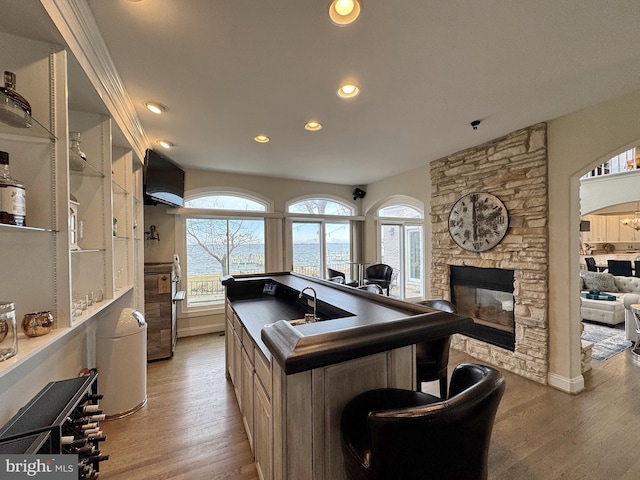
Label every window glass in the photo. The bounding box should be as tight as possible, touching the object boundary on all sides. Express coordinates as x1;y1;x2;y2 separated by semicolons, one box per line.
378;204;422;218
288;198;354;216
184;192;267;308
186;194;266;211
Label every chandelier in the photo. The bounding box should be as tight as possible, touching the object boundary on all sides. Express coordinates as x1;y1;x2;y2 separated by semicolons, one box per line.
621;211;640;230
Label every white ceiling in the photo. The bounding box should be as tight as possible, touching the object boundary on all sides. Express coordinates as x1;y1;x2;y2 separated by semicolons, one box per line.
5;1;640;186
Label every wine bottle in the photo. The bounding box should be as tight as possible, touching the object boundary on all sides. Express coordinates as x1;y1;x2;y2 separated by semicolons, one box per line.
60;436;88;447
77;404;102;414
0;150;26;226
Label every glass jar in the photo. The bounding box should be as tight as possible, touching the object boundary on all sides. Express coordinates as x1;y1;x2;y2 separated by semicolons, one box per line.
69;131;87;171
0;301;18;361
22;311;54;337
0;71;31;128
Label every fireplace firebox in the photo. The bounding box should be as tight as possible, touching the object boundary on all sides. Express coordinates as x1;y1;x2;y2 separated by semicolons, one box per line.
450;265;515;351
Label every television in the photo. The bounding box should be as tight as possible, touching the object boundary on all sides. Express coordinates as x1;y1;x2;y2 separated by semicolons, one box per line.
143;149;185;207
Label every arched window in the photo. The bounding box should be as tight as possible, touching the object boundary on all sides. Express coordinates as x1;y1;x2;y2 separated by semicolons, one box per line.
182;192;268;308
186;192;268;211
286;197;357;281
288;198;355;216
376;201;424;300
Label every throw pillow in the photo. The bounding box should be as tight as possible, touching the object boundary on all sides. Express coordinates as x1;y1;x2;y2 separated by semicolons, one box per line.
579;271;619;292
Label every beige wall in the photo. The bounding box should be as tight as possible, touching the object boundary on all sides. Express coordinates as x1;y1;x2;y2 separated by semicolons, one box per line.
547;88;640;391
362;165;432;296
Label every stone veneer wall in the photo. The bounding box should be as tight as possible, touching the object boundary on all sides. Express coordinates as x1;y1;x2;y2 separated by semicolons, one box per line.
430;123;548;384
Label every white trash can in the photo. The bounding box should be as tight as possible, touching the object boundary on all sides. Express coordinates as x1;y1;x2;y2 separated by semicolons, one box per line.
96;308;147;419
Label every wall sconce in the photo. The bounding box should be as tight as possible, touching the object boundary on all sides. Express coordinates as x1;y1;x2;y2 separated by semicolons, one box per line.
145;225;160;241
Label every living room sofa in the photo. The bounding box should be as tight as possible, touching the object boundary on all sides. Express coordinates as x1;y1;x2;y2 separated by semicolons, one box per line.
580;271;640;341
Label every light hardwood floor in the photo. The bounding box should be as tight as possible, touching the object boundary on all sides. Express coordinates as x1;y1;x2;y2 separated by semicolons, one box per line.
100;334;640;479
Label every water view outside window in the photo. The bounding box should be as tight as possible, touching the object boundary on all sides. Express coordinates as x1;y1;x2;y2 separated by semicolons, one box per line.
185;194;267;307
292;222;351;278
289;199;353;278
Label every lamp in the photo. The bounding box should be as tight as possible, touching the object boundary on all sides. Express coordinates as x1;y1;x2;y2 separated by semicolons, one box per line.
621;213;640;231
329;0;361;26
621;203;640;231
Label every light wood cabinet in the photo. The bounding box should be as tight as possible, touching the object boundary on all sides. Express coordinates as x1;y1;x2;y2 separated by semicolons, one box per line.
225;303;273;479
254;375;273;480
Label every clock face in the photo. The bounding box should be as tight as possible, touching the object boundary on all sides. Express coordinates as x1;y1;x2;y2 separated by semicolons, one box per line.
448;193;509;252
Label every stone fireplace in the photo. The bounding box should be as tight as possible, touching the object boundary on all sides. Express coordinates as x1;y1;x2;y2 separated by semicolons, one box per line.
450;265;515;351
430;123;548;384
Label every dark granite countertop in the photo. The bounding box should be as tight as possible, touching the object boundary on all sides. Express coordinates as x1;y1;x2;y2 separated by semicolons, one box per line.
224;273;473;374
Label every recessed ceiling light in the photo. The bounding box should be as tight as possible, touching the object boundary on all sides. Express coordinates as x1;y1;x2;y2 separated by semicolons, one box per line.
337;83;360;98
254;135;270;143
156;139;174;149
304;121;323;131
143;101;167;114
329;0;361;26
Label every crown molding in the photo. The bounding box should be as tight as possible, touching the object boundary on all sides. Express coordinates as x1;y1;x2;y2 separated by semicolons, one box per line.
40;0;149;162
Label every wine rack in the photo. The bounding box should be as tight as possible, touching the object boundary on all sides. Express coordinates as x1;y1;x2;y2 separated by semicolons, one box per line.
0;371;108;478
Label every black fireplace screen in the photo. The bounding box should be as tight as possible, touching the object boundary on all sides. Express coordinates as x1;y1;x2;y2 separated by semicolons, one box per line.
450;265;515;351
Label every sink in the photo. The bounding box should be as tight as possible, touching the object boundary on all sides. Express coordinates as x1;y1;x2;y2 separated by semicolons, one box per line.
264;318;309;328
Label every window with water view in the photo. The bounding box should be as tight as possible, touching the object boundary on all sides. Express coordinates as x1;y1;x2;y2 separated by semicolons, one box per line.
185;195;267;307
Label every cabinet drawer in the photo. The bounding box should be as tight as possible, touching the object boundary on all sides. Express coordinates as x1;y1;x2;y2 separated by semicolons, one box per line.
233;312;242;333
242;328;255;364
255;349;271;398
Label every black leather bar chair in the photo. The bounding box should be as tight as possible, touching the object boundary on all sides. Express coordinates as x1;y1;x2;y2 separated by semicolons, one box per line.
415;299;457;397
608;259;632;276
363;264;393;296
635;260;640;278
340;363;505;480
356;284;383;294
584;257;598;272
328;267;358;287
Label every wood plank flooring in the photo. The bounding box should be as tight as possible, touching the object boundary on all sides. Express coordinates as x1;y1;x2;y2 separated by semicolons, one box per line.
100;334;640;479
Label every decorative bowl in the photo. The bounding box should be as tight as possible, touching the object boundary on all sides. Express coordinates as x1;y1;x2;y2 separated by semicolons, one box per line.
22;311;54;337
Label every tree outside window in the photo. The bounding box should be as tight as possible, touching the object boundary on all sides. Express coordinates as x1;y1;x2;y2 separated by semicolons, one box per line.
185;194;266;307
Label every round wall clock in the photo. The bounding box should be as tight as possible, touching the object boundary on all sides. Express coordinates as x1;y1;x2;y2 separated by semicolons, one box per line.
448;192;509;252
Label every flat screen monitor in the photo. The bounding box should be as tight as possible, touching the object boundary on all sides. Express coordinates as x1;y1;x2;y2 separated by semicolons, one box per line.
143;149;185;207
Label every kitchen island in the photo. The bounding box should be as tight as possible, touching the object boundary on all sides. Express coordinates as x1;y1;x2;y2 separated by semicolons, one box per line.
222;272;473;480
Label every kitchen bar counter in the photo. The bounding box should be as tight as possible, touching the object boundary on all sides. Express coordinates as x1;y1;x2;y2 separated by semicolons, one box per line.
222;272;474;480
223;272;473;374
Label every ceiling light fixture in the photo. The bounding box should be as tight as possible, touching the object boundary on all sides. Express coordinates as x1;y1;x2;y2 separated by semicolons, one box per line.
254;135;270;143
143;101;167;114
156;139;174;149
621;203;640;230
329;0;362;26
304;121;323;131
337;82;360;98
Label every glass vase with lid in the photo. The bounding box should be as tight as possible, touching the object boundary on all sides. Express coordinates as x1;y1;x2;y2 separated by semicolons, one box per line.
69;131;87;171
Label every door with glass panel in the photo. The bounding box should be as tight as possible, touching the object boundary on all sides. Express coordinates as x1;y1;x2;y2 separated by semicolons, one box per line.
380;223;423;300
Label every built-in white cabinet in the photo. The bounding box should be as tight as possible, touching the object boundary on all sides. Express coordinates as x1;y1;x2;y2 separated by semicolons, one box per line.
582;214;640;244
0;29;143;384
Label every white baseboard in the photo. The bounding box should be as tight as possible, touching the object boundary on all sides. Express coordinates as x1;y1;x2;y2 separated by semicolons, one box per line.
547;372;585;394
177;323;225;338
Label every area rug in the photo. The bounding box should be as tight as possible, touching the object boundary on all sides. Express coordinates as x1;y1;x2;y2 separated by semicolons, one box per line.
581;322;633;361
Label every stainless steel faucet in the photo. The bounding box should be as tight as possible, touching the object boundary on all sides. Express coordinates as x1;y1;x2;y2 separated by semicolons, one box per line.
299;286;318;323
